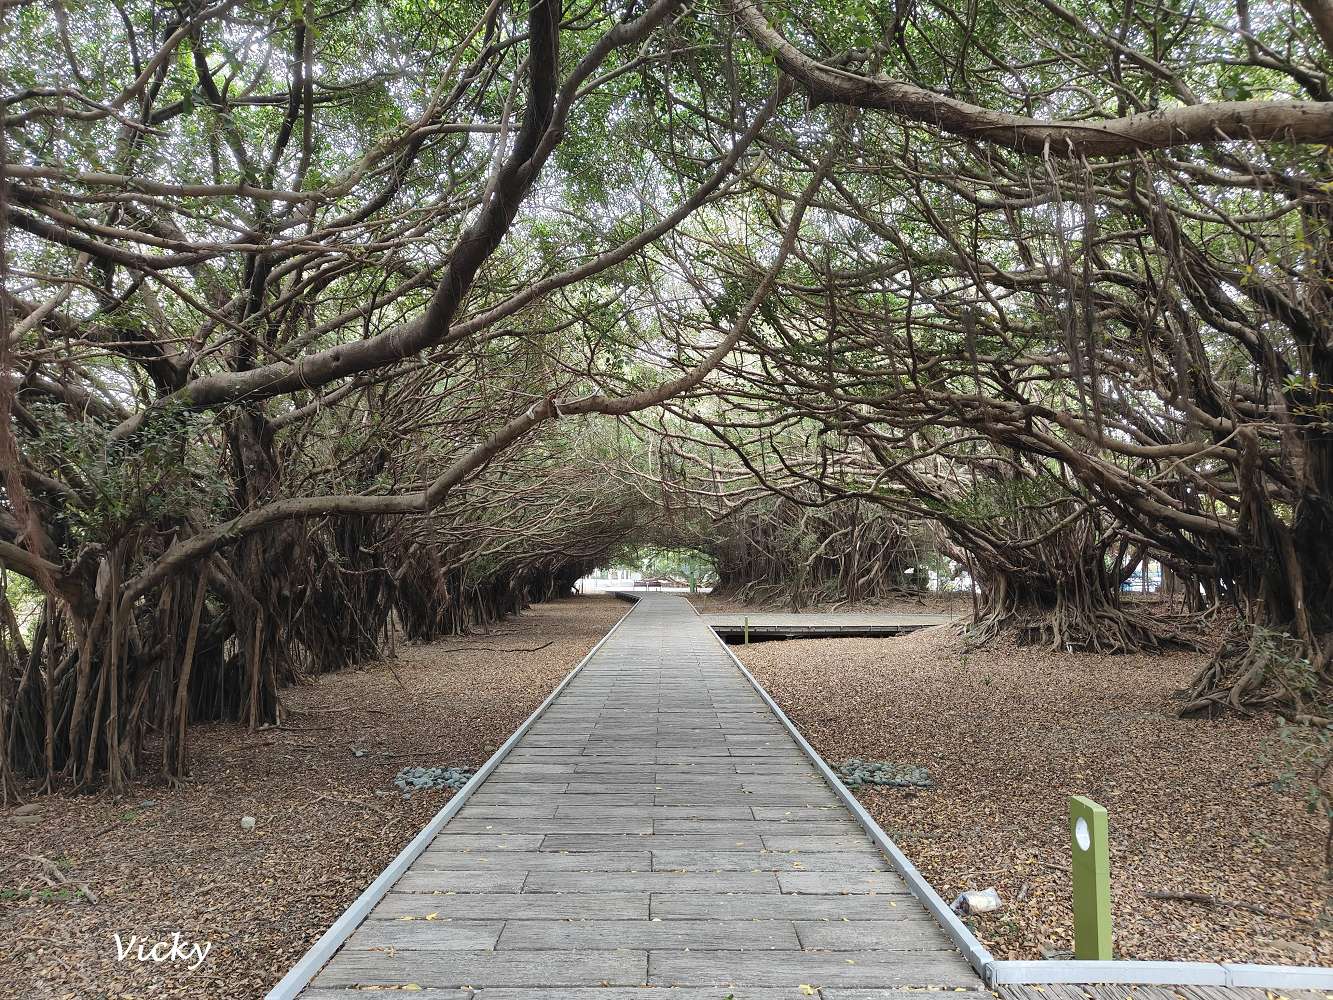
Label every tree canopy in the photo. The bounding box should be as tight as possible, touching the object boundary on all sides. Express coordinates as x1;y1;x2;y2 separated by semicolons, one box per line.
3;0;1332;787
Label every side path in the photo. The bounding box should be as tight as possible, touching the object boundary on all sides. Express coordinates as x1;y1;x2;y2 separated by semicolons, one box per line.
298;594;986;999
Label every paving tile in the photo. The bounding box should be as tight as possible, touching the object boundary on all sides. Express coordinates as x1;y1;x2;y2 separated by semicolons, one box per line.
446;817;654;834
427;834;545;851
391;871;527;893
648;949;979;987
752;807;849;821
497;918;800;950
345;920;504;950
555;805;756;820
472;792;657;806
524;871;780;893
541;833;768;851
760;835;875;850
650;893;922;920
777;872;910;895
654;820;858;836
652;849;889;872
313;949;648;988
367;892;648;920
794;919;955;951
417;850;652;872
475;990;817;1000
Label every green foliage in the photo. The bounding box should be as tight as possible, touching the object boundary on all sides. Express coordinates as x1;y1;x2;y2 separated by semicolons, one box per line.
1;571;44;644
945;474;1065;526
608;545;718;589
25;403;228;547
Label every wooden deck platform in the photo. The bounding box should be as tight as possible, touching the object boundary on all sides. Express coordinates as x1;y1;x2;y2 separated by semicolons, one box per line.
296;594;982;998
701;611;955;641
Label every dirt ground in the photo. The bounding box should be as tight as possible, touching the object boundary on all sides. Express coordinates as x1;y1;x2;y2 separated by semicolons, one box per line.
0;595;626;1000
737;624;1333;964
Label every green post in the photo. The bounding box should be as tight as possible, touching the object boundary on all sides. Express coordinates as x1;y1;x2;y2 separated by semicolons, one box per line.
1069;795;1112;960
743;616;750;645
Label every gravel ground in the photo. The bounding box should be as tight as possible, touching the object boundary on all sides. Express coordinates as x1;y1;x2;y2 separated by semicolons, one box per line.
736;624;1333;965
0;595;626;1000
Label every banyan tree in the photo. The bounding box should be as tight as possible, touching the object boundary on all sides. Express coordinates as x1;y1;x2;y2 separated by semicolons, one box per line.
6;0;1333;790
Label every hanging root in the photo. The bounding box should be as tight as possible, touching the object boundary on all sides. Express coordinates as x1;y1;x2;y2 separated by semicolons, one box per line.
700;494;928;611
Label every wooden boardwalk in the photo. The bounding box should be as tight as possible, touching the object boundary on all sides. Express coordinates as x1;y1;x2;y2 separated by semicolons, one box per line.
700;611;955;640
298;594;983;999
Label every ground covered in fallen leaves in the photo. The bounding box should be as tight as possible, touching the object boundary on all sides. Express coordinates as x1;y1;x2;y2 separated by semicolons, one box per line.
738;624;1333;964
0;595;626;1000
688;590;961;615
8;594;1326;992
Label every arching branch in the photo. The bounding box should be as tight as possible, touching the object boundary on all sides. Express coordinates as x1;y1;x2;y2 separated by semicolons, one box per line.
734;0;1333;156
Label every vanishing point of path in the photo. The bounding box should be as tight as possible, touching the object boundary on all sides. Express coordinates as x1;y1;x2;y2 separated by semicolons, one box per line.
298;595;984;999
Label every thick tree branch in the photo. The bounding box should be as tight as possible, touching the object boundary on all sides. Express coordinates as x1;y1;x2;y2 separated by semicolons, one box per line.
107;0;687;438
734;0;1333;156
1300;0;1333;58
120;103;826;607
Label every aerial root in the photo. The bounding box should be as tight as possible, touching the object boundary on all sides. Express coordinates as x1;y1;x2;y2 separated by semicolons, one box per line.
965;592;1197;655
1178;621;1328;718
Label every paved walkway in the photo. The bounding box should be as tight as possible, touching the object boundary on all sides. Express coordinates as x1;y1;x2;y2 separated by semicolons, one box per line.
300;595;982;999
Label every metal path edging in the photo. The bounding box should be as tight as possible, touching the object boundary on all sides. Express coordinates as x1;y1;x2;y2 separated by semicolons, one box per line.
984;961;1333;989
686;598;996;978
1223;963;1333;988
988;960;1227;986
265;598;638;1000
693;599;1333;991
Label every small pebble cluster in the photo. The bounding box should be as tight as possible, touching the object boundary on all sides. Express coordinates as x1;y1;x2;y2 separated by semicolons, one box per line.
834;758;933;789
393;765;477;796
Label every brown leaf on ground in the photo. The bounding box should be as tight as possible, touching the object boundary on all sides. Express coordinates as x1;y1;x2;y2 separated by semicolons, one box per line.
737;624;1333;964
0;596;626;1000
